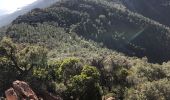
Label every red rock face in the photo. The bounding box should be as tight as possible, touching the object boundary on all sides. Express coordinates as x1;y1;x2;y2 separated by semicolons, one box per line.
12;80;38;100
5;80;62;100
5;80;38;100
5;88;18;100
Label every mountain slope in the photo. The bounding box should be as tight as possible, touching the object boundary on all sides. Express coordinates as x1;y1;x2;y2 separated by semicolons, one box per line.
0;0;58;27
1;0;170;99
7;0;170;63
122;0;170;26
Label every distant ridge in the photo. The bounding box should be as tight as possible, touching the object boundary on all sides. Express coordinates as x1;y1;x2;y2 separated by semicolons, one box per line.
0;0;58;27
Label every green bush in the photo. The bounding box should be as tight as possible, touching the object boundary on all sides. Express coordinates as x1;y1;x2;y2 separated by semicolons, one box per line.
125;79;170;100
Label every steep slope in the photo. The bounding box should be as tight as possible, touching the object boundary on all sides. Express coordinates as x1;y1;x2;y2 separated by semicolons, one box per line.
6;23;113;60
2;0;170;99
7;0;170;63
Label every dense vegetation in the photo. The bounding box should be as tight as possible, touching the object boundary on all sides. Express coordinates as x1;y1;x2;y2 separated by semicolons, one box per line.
1;0;170;99
122;0;170;26
11;0;170;63
1;36;170;100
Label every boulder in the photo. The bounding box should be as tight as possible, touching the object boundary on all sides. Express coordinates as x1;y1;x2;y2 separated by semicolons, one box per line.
12;80;38;100
5;80;62;100
5;88;18;100
5;80;38;100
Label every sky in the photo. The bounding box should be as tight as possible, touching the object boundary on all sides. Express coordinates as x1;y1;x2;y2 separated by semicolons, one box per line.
0;0;38;16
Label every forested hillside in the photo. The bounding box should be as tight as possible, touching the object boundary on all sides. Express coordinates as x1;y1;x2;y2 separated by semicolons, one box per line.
1;0;170;100
11;0;170;63
122;0;170;26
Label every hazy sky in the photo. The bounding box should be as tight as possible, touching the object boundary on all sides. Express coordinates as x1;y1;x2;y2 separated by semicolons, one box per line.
0;0;37;15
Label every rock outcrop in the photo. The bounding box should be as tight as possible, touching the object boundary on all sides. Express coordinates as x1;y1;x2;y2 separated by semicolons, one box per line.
5;80;62;100
5;88;18;100
5;80;38;100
